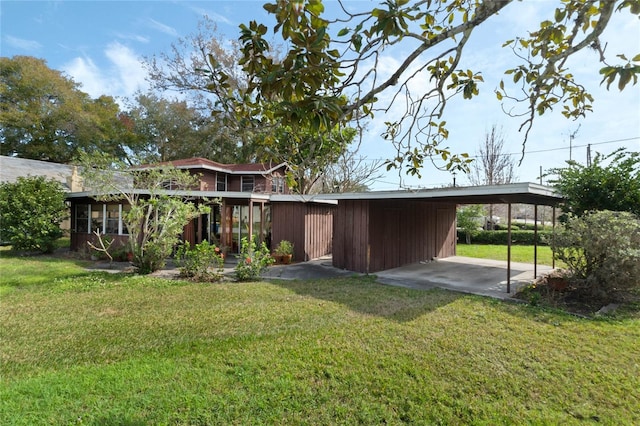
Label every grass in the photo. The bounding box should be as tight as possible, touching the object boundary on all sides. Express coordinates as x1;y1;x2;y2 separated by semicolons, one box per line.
2;256;639;424
457;243;560;266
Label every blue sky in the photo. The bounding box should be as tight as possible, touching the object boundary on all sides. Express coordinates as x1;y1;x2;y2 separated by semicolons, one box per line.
1;0;639;190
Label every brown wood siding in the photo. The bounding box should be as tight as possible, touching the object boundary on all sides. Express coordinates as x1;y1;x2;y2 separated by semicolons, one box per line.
334;200;456;273
303;204;334;260
198;170;217;191
70;233;129;253
436;206;456;258
271;202;335;262
271;202;305;261
333;200;370;272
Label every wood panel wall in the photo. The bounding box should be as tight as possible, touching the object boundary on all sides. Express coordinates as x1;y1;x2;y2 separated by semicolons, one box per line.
333;200;370;272
333;200;457;273
271;202;335;261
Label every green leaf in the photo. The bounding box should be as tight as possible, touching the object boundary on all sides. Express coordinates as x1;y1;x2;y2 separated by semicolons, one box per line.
337;28;349;37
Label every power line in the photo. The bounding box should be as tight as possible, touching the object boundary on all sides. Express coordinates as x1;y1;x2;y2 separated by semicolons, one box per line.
356;135;639;162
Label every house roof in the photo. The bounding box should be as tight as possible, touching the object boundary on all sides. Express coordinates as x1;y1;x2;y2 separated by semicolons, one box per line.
138;157;288;175
0;155;77;191
312;182;563;206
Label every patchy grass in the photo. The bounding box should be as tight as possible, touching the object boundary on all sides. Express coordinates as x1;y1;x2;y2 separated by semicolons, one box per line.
457;244;560;266
1;256;639;424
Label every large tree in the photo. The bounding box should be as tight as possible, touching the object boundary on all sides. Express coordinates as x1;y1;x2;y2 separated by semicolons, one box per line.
549;148;640;218
259;125;356;194
469;125;517;186
143;17;260;162
124;92;227;163
0;56;130;163
200;0;639;176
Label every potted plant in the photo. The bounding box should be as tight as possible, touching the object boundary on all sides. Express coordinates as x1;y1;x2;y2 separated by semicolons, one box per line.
274;240;294;264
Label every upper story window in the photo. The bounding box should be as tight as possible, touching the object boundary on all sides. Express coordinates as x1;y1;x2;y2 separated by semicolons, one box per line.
271;176;285;194
241;176;255;192
216;174;227;191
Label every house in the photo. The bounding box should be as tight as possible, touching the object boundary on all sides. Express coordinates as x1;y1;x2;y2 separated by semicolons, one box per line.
65;156;562;275
67;157;336;261
0;155;84;192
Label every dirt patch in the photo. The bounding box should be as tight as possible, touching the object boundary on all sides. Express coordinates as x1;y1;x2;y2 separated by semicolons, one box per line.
515;270;639;317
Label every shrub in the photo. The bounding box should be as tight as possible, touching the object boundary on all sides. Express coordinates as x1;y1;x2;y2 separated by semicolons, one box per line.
550;210;640;302
0;176;67;253
457;230;552;245
175;241;225;282
235;237;274;282
274;240;294;256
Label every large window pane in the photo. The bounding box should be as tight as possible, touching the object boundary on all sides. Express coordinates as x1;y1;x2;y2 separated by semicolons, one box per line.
106;204;119;234
75;204;89;233
241;176;254;192
91;205;104;234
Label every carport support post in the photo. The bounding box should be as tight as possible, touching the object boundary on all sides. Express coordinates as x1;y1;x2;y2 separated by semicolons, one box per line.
507;204;512;293
534;204;538;279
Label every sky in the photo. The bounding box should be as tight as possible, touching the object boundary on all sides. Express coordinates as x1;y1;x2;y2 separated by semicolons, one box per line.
1;0;639;190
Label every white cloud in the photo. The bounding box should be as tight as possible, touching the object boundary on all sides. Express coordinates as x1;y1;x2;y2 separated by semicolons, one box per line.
4;35;42;51
104;42;148;95
189;6;233;25
146;18;178;37
62;42;148;102
114;32;150;44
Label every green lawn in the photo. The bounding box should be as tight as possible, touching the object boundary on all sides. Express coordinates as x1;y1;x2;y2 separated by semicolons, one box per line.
1;254;638;424
457;243;559;266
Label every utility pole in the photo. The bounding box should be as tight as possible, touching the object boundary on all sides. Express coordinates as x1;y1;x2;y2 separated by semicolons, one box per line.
587;144;592;166
568;124;581;161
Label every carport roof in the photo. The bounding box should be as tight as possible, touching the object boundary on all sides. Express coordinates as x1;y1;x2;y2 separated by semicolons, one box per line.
314;182;562;206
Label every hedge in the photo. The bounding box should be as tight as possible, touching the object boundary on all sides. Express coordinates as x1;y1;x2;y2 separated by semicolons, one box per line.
457;230;553;245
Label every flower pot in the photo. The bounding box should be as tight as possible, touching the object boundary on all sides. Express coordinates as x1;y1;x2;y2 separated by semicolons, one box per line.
281;254;292;264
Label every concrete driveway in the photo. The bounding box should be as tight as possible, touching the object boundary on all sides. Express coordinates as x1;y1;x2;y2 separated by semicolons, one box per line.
375;256;554;300
262;255;553;301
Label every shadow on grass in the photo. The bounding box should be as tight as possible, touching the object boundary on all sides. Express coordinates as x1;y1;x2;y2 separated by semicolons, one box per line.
271;275;466;322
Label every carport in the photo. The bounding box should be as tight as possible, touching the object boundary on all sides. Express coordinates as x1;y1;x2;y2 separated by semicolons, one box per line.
321;182;563;293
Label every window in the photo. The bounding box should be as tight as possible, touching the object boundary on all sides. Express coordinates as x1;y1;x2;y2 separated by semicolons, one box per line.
75;204;89;233
271;176;285;193
90;205;104;233
216;173;227;191
121;205;130;235
105;204;119;234
241;176;255;192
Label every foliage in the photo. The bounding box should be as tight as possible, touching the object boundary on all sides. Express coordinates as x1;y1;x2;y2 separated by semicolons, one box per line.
273;239;294;256
457;229;553;246
0;56;132;163
234;237;274;281
199;0;639;177
175;240;225;282
549;148;640;218
259;125;356;194
0;176;67;253
124;92;226;164
80;152;211;274
550;210;640;302
143;17;260;163
456;205;484;244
